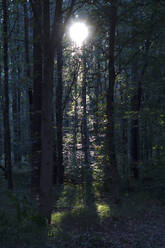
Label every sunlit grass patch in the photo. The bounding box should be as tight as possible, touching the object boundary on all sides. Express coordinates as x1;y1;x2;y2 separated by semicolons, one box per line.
97;203;111;219
50;203;113;248
51;204;99;231
51;183;112;229
51;203;111;231
51;211;66;225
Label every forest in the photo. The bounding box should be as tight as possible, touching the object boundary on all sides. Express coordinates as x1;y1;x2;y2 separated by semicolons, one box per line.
0;0;165;247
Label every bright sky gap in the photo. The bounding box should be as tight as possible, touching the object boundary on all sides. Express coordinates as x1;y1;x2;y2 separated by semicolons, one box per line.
69;22;88;47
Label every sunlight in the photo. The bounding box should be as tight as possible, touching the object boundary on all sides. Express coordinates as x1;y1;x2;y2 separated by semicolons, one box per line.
69;22;88;47
97;204;111;219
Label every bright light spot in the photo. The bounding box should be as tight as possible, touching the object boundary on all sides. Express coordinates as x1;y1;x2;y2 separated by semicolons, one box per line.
69;22;88;47
97;204;110;219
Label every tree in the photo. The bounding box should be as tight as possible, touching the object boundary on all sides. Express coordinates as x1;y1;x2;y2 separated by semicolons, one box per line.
30;0;42;199
40;0;73;222
2;0;13;189
106;0;120;203
56;10;64;184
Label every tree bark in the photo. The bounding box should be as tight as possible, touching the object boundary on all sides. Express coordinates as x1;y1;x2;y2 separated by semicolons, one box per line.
2;0;13;189
39;0;75;223
106;0;120;203
0;65;3;165
56;21;64;184
82;57;90;169
73;79;78;167
30;0;42;199
12;5;21;166
40;0;63;223
94;58;100;143
23;1;32;158
129;30;152;180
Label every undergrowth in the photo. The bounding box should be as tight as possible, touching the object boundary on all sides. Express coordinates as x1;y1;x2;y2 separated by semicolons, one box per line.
0;170;164;247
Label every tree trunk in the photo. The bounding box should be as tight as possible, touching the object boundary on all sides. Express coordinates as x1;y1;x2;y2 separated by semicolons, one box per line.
81;56;93;207
23;0;32;157
40;0;53;222
82;57;90;168
94;58;100;143
2;0;13;189
12;6;21;166
30;0;42;199
0;65;3;163
56;26;64;184
40;0;75;223
106;0;120;203
12;86;21;165
129;33;152;180
73;80;78;167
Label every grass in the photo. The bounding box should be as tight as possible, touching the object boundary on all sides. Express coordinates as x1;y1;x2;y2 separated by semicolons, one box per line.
0;169;165;247
49;181;165;248
50;184;114;247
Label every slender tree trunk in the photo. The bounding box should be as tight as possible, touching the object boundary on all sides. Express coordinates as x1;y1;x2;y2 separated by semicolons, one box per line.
40;0;54;223
2;0;13;189
30;0;42;199
81;57;93;206
56;28;64;184
0;65;3;162
73;80;78;167
12;86;20;165
12;6;21;166
106;0;120;203
130;97;139;179
24;2;31;80
82;57;90;168
94;59;100;142
129;54;139;180
23;1;32;146
129;35;152;180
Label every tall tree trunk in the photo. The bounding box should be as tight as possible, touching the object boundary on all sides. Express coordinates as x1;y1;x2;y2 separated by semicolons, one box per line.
0;64;3;163
23;2;31;81
30;0;42;199
82;58;90;169
12;86;21;165
12;5;21;166
40;0;75;223
73;80;78;167
23;0;32;155
106;0;120;203
2;0;13;189
129;32;152;180
129;56;139;180
81;57;93;207
94;58;100;143
40;0;53;222
56;27;64;184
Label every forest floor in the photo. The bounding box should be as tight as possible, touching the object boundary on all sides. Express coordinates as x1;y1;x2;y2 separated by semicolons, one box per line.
0;169;165;248
88;204;165;248
49;184;165;248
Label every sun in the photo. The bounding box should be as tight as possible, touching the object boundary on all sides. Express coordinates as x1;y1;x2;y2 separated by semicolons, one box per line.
69;22;88;47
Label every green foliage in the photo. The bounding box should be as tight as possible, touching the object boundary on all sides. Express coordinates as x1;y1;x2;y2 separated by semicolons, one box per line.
0;190;47;247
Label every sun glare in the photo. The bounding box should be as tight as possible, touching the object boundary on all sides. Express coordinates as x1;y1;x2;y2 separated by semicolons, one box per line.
69;22;88;47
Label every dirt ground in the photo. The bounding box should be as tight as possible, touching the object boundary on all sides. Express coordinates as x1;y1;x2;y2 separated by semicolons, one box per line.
98;205;165;248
